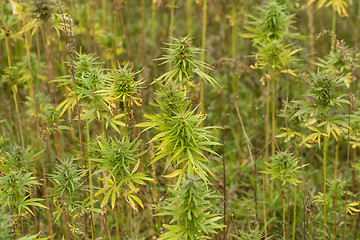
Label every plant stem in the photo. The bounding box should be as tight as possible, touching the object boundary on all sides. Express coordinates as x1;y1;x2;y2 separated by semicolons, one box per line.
263;79;270;238
271;75;277;157
262;175;268;238
222;116;227;238
40;23;57;104
119;3;130;59
63;211;71;240
115;209;121;240
292;185;297;240
4;34;12;67
200;0;207;114
323;133;328;240
185;0;193;35
168;0;175;44
334;199;337;239
124;104;128;138
306;4;316;71
86;120;96;240
12;86;24;145
282;186;286;240
18;1;53;238
331;11;336;51
334;142;339;177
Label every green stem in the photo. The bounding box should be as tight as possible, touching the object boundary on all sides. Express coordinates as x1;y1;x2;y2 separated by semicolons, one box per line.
168;0;175;43
271;75;277;157
124;105;128;138
18;1;54;238
270;73;277;198
86;120;95;240
323;133;329;240
185;0;193;35
72;216;76;240
282;186;286;240
292;185;297;240
12;86;24;145
115;207;120;240
231;7;238;92
5;36;12;67
263;80;270;238
331;11;336;51
200;0;207;114
334;199;337;239
100;119;111;240
334;142;339;177
168;0;176;72
262;175;268;238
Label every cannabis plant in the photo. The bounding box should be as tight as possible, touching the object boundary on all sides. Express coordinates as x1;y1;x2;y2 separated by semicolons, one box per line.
0;208;13;240
39;104;68;134
0;170;46;220
56;52;105;114
137;83;220;183
261;150;304;239
97;63;143;133
1;65;26;144
56;52;125;133
294;71;348;145
100;64;143;108
313;177;360;213
293;70;349;238
156;176;224;240
242;0;299;45
254;38;300;70
89;136;152;210
233;225;270;240
1;145;39;172
156;36;218;87
25;0;63;35
261;151;303;186
48;156;94;239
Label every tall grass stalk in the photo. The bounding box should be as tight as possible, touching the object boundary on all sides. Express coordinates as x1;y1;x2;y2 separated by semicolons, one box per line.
344;54;355;240
306;5;316;71
281;186;286;240
200;0;207;114
12;86;24;145
86;120;95;240
19;1;53;237
185;0;193;35
292;186;297;240
323;132;328;240
331;12;336;51
40;23;56;104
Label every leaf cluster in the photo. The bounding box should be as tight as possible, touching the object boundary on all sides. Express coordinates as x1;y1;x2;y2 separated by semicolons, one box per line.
98;63;143;108
88;136;152;210
0;170;45;215
243;1;299;44
261;151;304;186
48;157;93;222
139;106;220;182
243;1;301;72
1;145;39;172
156;176;225;240
233;225;270;240
157;36;218;87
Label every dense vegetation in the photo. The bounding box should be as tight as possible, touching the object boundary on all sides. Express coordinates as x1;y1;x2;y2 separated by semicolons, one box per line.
0;0;360;239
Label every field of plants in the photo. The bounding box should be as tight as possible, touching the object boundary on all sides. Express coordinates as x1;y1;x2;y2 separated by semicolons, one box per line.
1;0;360;239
